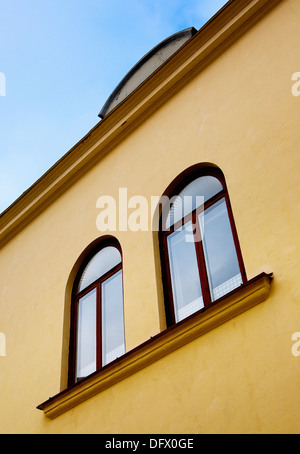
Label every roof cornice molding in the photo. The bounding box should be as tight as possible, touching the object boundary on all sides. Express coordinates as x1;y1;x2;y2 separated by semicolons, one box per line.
0;0;282;248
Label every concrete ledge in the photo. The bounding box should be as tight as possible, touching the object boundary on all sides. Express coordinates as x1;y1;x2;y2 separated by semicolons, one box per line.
37;272;272;420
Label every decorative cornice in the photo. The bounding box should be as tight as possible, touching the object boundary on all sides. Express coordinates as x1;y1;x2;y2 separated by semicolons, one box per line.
37;273;273;420
0;0;282;248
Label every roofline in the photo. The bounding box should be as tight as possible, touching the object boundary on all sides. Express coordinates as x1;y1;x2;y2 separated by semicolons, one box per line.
0;0;283;248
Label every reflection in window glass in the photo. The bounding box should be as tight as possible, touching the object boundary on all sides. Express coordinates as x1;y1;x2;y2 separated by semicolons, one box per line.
76;288;97;381
167;221;204;322
200;198;242;300
101;270;125;366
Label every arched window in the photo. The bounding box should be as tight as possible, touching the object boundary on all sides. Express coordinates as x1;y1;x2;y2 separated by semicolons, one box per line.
159;165;247;326
69;238;125;384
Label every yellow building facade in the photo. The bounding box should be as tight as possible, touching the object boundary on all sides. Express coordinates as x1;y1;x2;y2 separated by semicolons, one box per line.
0;0;299;434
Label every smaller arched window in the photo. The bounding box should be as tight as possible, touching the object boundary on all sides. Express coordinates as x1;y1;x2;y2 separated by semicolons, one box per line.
69;238;125;384
159;165;247;326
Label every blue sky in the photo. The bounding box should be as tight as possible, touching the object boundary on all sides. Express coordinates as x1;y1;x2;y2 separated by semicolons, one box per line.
0;0;228;213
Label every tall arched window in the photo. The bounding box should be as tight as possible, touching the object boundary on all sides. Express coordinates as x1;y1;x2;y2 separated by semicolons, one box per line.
159;165;247;326
69;238;125;384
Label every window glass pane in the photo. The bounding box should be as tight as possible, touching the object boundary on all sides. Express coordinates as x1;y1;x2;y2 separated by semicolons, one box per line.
167;221;204;322
78;246;121;292
76;288;97;381
199;198;242;301
165;176;223;229
101;270;125;366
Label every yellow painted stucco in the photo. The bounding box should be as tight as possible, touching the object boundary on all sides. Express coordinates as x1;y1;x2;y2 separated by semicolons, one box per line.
0;0;299;433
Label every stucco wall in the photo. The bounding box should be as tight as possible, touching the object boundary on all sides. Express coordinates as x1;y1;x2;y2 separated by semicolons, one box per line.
0;0;299;433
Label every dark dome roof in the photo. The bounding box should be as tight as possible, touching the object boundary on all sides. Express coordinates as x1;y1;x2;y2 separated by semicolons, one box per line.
98;27;197;119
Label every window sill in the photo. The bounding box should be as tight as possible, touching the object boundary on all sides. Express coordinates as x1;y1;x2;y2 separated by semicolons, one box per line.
37;272;272;420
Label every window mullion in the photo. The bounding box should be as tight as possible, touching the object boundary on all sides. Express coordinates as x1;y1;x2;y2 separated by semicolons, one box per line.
96;282;102;370
193;210;211;307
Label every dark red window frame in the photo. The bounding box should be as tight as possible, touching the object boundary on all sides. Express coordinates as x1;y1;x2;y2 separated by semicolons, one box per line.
68;238;123;386
159;165;247;327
